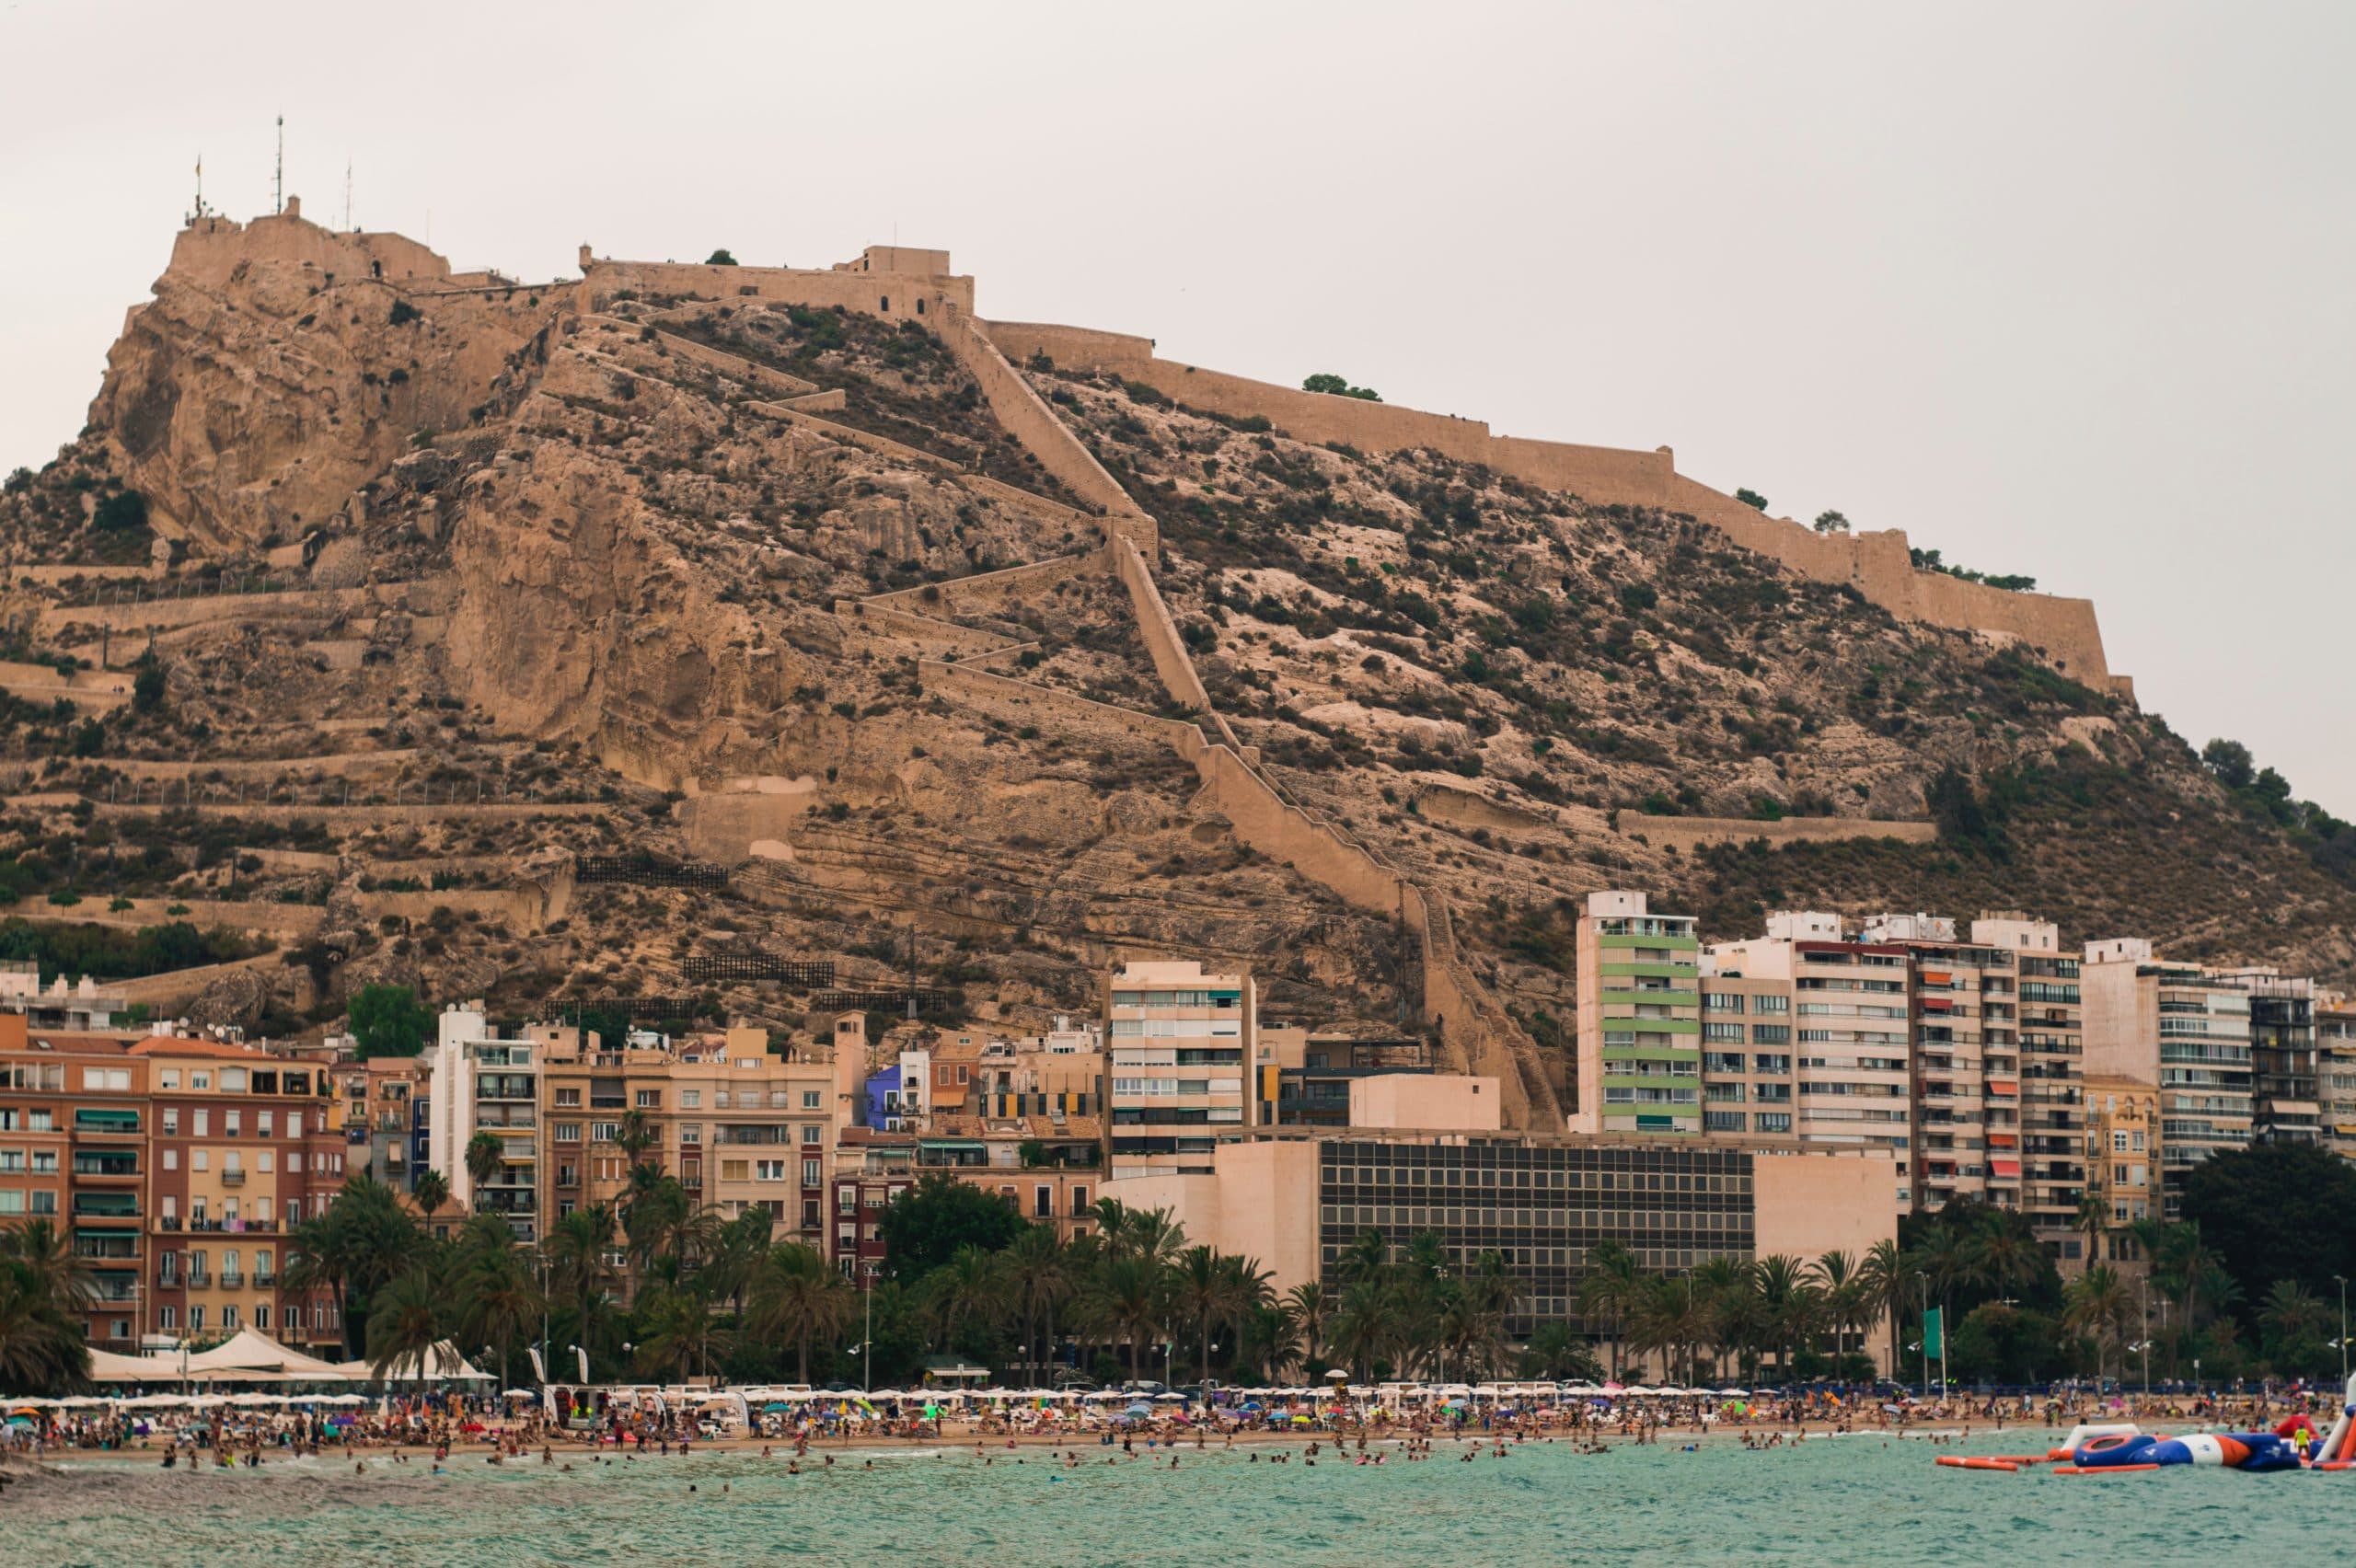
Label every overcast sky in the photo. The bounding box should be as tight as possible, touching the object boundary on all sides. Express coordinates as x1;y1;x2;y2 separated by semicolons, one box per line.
3;1;2348;811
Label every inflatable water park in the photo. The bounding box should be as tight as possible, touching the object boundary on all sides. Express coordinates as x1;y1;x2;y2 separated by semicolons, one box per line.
1937;1376;2356;1476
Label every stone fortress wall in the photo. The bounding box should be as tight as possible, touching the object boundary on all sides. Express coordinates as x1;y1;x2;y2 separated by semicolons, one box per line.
980;322;2124;695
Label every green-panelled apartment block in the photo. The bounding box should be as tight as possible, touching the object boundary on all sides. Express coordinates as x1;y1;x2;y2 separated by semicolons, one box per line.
1575;892;1703;1136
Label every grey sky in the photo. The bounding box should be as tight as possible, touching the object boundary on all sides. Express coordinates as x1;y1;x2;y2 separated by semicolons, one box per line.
4;1;2348;811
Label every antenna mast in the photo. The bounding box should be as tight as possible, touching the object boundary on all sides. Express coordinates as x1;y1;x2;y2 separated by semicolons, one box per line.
191;153;204;224
273;115;283;214
344;158;353;232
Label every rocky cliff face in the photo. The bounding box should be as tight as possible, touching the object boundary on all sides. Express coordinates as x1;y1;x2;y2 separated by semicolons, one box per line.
0;213;2347;1107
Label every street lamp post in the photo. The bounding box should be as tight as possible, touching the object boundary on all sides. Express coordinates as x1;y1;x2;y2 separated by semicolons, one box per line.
1916;1272;1930;1400
2338;1275;2349;1387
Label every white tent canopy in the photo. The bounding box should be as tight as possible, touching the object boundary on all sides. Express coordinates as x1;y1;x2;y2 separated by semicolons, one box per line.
336;1340;491;1385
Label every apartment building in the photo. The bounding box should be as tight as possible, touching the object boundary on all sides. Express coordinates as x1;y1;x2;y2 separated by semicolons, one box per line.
0;1017;151;1346
0;962;128;1032
917;1113;1102;1242
1695;974;1799;1142
1970;915;2089;1262
829;1125;916;1283
141;1036;347;1355
1704;912;1912;1215
337;1055;426;1201
1572;893;1702;1137
1104;960;1254;1177
423;1004;541;1241
2084;1075;2159;1271
2223;971;2320;1146
538;1024;837;1264
1264;1033;1434;1129
2323;994;2356;1155
2083;940;2253;1218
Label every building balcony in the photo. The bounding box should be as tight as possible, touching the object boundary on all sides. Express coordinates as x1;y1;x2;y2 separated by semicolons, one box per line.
185;1270;211;1289
156;1269;179;1288
219;1271;243;1289
70;1160;141;1181
220;1169;247;1186
254;1270;276;1288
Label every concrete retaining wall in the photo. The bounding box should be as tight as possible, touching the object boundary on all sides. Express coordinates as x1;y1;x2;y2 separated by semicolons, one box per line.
1616;812;1939;853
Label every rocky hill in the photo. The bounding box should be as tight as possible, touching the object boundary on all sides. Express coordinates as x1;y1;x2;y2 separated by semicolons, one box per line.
0;209;2347;1123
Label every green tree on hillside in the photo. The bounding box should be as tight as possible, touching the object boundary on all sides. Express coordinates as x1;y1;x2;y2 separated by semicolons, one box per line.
706;248;738;266
1734;488;1769;511
349;983;433;1059
1301;373;1381;402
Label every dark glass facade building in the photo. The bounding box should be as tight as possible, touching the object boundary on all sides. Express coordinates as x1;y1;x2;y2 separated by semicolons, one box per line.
1316;1139;1757;1330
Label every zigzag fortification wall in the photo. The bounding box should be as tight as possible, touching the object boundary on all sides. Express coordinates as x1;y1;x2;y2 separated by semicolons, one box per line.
983;320;2120;691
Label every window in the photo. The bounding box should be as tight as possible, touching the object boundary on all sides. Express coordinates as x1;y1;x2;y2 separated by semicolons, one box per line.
1754;1113;1793;1134
679;1124;702;1145
591;1123;618;1143
801;1124;820;1146
159;1070;180;1090
803;1159;821;1188
259;1151;273;1172
160;1306;178;1331
555;1088;582;1108
258;1111;272;1137
555;1124;583;1144
1703;1022;1744;1043
802;1090;821;1111
193;1149;210;1171
756;1160;786;1182
1703;993;1746;1014
190;1307;206;1332
255;1304;270;1331
681;1090;700;1109
162;1107;179;1135
635;1090;661;1109
192;1109;209;1136
0;1192;19;1216
163;1148;179;1171
1750;1025;1791;1045
1703;1111;1746;1133
29;1190;53;1215
723;1160;751;1182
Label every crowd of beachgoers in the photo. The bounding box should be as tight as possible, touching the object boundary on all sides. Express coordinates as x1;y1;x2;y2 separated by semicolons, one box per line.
5;1382;2344;1473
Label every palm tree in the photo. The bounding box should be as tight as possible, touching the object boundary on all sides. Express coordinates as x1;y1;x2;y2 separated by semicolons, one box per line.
2073;1194;2110;1273
2261;1279;2329;1373
1338;1228;1391;1288
284;1175;427;1356
0;1218;95;1309
1517;1320;1601;1382
1171;1248;1230;1382
1000;1226;1073;1378
615;1109;659;1170
1752;1255;1818;1378
704;1207;775;1320
928;1245;1007;1354
1809;1251;1861;1365
746;1242;852;1380
1238;1302;1303;1382
1087;1252;1167;1383
542;1202;619;1353
2063;1264;2132;1380
0;1253;91;1395
1286;1282;1329;1367
411;1170;451;1235
1331;1280;1398;1382
456;1236;541;1389
633;1282;732;1382
1577;1240;1641;1379
1971;1210;2046;1305
1859;1239;1911;1378
464;1130;503;1203
366;1268;447;1382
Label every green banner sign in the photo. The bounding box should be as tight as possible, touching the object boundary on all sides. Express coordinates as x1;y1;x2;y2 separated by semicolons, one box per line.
1923;1306;1944;1361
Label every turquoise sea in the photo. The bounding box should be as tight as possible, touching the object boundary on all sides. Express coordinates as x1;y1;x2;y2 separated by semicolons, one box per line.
29;1430;2356;1566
